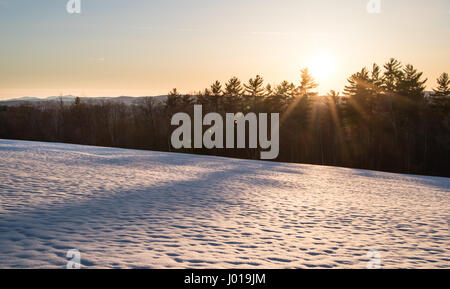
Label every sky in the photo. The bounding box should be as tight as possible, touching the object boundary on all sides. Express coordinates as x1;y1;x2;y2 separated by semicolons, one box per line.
0;0;449;99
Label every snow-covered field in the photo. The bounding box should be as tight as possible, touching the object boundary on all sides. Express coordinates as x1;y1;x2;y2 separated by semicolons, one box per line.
0;139;448;269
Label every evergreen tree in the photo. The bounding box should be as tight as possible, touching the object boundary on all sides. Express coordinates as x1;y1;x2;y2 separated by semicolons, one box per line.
180;94;194;109
196;89;211;108
298;68;318;97
431;72;450;112
224;77;243;96
327;90;340;106
382;58;403;93
211;81;222;96
265;84;273;97
343;68;371;100
165;88;180;110
433;72;450;96
398;64;427;101
210;80;223;111
244;75;265;109
370;63;383;94
343;67;378;123
270;80;296;110
74;97;81;106
223;77;243;111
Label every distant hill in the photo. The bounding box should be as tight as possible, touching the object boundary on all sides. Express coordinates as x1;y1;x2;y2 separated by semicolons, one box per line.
0;95;168;106
1;91;437;107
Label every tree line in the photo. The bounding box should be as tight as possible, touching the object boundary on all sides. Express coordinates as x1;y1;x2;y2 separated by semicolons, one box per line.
0;58;449;177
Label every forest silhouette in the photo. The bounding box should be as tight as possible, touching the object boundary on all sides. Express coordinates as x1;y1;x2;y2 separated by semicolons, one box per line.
1;58;449;177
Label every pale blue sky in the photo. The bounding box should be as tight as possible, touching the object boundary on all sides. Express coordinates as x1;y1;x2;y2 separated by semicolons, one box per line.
0;0;449;98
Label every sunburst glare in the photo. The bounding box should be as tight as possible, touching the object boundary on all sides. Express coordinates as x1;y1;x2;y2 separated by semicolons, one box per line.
308;53;336;81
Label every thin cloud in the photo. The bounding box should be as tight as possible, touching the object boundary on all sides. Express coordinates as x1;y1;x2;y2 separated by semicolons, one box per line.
250;31;290;36
129;25;200;32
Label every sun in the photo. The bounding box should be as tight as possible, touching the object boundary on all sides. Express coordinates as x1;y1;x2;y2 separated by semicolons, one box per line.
308;53;336;81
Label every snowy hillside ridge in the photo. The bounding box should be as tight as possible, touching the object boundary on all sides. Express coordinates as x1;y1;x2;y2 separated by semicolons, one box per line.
0;95;168;106
0;139;449;269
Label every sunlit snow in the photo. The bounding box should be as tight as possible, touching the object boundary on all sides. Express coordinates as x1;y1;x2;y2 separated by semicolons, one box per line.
0;139;448;268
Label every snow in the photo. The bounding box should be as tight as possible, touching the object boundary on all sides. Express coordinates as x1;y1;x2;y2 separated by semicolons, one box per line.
0;139;449;269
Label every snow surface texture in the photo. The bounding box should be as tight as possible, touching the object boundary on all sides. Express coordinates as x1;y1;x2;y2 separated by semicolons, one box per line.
0;139;449;269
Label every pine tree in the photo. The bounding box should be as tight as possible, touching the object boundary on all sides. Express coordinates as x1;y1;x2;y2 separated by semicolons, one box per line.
74;96;81;106
433;72;450;96
281;70;317;163
370;63;383;93
225;77;243;96
343;68;371;98
244;75;265;110
180;94;194;108
343;67;373;122
210;80;222;111
223;77;243;111
382;58;403;93
327;90;340;106
196;89;211;108
381;59;404;139
275;81;296;106
298;68;318;97
431;72;450;112
166;88;180;110
210;81;222;96
266;81;291;112
265;84;273;97
398;64;427;101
